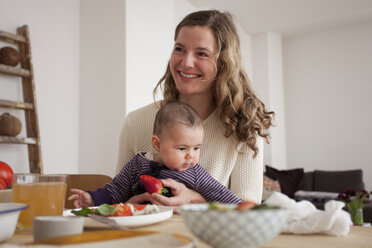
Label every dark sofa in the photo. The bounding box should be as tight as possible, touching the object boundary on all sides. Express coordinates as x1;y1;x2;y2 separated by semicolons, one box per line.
265;166;372;223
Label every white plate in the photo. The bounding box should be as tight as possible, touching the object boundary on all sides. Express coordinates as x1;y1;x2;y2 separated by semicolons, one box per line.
63;205;173;228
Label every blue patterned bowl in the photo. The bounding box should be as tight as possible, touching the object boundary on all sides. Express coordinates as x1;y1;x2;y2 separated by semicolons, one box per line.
180;203;287;248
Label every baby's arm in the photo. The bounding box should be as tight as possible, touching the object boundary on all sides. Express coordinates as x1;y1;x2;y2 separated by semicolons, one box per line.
68;188;94;208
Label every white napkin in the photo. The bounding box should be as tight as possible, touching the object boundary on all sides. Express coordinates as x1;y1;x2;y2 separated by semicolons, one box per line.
264;192;352;236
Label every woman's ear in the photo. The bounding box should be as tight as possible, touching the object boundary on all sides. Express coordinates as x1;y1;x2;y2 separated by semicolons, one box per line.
152;135;161;151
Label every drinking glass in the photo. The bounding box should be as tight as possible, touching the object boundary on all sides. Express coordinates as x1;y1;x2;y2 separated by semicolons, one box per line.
12;174;68;231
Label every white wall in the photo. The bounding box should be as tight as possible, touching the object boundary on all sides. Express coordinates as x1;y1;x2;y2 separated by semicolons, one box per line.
125;0;175;115
79;0;125;176
0;0;80;174
283;21;372;190
251;32;287;170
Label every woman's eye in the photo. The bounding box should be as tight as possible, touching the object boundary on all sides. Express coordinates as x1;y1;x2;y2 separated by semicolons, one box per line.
198;52;209;58
174;47;183;52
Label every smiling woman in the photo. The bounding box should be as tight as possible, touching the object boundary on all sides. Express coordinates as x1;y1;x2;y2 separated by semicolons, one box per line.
116;10;274;205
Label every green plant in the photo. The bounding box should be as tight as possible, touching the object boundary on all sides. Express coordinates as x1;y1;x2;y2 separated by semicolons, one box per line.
338;188;370;225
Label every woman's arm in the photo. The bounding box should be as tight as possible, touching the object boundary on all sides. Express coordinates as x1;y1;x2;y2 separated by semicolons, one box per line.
230;137;264;204
116;104;158;174
116;115;136;174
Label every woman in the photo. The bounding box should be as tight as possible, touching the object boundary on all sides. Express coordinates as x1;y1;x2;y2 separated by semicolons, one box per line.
117;10;274;205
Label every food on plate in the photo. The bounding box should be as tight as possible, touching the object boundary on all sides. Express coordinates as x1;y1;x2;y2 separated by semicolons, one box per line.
0;161;13;189
71;203;159;217
236;201;258;211
208;201;279;211
140;175;170;195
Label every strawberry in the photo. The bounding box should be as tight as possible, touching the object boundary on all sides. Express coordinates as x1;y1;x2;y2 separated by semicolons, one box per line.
140;175;169;195
236;201;258;211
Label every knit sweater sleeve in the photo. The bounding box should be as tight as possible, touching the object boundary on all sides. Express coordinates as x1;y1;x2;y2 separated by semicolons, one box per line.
116;112;136;174
230;137;264;203
116;104;158;174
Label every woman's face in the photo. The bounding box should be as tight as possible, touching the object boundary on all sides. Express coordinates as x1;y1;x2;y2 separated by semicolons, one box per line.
170;26;218;98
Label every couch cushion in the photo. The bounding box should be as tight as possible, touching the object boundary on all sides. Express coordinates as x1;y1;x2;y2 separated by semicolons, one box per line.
265;165;304;198
313;169;364;193
299;172;314;191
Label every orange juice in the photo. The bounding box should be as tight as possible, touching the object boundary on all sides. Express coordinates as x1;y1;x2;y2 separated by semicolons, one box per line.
12;182;67;229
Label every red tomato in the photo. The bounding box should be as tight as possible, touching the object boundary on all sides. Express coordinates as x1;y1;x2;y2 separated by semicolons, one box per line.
0;161;13;188
113;203;132;216
0;178;6;190
133;204;146;211
236;201;258;211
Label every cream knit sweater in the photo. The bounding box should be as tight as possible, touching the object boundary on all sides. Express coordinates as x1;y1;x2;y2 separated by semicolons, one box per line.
116;103;263;203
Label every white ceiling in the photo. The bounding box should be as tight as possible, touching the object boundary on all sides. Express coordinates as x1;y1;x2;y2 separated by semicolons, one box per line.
188;0;372;36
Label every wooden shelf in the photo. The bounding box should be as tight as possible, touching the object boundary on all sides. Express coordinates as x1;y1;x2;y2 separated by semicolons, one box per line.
0;99;34;110
0;135;37;145
0;30;26;44
0;25;43;173
0;64;30;77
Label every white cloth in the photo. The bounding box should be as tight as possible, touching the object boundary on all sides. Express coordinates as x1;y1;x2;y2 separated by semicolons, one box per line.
264;192;352;236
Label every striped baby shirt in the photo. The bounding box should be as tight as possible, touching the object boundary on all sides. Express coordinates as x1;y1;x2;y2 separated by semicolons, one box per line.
89;153;242;205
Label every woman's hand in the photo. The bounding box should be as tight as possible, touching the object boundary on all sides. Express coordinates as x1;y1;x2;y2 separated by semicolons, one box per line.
149;178;207;206
68;188;93;208
126;192;154;204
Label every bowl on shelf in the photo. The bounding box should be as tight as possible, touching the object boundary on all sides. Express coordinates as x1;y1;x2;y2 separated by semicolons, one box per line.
179;203;288;248
0;202;28;242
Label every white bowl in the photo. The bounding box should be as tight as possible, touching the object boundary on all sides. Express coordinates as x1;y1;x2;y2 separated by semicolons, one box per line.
180;203;288;248
33;216;84;241
0;202;28;242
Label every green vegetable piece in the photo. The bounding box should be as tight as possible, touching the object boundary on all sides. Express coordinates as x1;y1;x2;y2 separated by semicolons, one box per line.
71;208;95;217
207;202;234;211
252;204;279;210
96;204;119;216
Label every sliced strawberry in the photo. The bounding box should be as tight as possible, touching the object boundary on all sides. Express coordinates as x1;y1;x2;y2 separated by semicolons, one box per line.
140;175;169;195
236;201;258;211
112;203;132;216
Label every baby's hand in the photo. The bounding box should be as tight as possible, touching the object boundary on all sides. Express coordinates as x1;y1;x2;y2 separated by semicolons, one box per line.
68;188;93;208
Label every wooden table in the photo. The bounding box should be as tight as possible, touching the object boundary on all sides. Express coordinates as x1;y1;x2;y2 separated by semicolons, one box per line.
4;215;372;248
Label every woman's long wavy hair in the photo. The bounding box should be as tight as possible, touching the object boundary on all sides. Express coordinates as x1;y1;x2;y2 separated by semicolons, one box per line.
153;10;274;157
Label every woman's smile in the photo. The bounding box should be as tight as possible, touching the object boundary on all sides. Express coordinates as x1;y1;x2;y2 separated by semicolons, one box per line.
179;71;201;79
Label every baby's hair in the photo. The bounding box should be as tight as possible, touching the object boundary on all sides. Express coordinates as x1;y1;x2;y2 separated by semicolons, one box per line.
153;102;203;136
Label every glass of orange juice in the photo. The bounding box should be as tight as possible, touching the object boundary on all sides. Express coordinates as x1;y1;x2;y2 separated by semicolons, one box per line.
12;174;68;231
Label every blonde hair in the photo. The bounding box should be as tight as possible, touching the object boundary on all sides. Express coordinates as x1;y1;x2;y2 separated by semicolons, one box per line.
154;10;274;157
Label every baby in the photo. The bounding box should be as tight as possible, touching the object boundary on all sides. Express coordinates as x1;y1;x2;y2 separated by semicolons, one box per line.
68;102;241;207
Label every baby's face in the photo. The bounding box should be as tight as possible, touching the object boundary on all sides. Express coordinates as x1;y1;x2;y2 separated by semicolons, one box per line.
157;124;203;172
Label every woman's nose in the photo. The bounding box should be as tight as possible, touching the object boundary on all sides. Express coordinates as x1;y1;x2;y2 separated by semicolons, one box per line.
182;53;195;68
